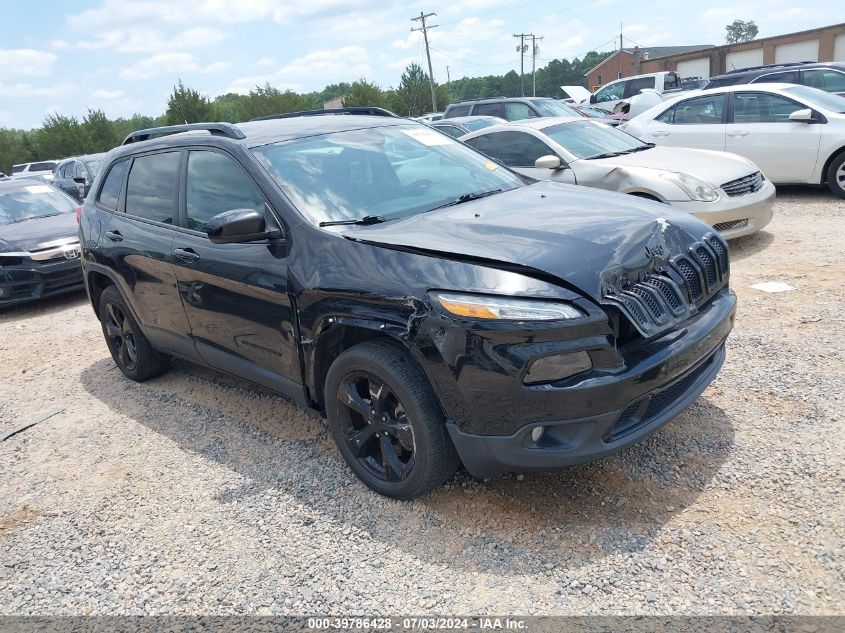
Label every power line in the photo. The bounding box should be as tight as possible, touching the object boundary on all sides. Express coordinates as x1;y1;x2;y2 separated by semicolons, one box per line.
428;46;516;68
411;11;439;112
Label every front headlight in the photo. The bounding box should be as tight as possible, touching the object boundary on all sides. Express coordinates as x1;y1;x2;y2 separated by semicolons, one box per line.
433;292;585;321
661;172;719;202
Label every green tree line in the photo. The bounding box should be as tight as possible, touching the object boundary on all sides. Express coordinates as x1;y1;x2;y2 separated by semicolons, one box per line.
1;53;610;174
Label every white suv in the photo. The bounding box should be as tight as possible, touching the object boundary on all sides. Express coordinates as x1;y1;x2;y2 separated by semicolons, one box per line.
10;160;60;182
591;71;684;113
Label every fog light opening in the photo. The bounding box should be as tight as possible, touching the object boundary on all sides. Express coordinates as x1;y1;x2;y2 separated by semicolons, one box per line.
523;351;593;384
531;426;545;443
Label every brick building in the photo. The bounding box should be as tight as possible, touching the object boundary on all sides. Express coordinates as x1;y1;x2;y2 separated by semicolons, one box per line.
585;23;845;91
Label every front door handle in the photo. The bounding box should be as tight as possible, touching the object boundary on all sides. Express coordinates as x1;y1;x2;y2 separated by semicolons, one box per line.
728;130;750;137
174;247;201;263
105;230;123;242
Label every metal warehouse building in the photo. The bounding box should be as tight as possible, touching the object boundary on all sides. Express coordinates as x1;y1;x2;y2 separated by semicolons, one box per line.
585;22;845;90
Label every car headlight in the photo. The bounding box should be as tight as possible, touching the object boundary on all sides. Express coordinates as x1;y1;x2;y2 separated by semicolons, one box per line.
661;172;719;202
433;292;585;321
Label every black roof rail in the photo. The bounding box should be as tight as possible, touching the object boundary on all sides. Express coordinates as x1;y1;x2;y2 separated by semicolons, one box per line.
250;107;399;121
724;61;816;75
122;122;245;145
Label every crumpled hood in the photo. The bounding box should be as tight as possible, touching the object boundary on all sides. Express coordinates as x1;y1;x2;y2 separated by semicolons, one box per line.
0;212;78;253
589;146;760;188
344;181;711;302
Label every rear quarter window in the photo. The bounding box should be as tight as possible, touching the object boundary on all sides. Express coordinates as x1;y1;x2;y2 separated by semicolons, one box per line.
444;104;471;118
97;160;130;211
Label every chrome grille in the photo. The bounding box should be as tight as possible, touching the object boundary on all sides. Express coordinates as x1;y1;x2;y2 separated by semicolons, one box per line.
721;172;763;197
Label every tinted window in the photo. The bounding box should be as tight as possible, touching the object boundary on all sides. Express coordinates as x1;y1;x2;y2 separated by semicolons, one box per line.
462;118;499;132
464;131;555;167
445;104;471;117
97;159;130;211
663;74;681;90
29;161;58;172
186;151;266;232
474;103;505;118
124;152;180;224
803;69;845;93
11;165;25;174
594;81;626;103
504;102;536;121
657;94;725;124
527;99;580;117
753;70;799;85
628;77;655;96
55;163;69;179
733;92;804;123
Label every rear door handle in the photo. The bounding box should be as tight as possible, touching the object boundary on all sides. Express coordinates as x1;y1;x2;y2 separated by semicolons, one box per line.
728;130;750;137
174;247;200;263
105;230;123;242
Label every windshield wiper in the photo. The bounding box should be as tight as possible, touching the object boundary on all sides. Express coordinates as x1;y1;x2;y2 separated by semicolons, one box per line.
10;212;62;224
621;143;655;154
426;188;504;212
319;215;389;227
586;151;625;160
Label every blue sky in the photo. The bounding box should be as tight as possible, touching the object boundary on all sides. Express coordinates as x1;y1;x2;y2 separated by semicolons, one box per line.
0;0;834;129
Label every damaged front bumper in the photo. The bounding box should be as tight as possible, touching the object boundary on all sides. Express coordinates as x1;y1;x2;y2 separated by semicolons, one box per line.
0;257;84;306
418;287;736;479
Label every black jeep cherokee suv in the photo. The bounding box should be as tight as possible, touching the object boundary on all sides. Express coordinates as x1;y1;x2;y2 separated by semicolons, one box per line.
79;109;736;499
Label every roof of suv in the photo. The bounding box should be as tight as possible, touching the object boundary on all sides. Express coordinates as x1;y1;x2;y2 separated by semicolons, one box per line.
707;61;845;86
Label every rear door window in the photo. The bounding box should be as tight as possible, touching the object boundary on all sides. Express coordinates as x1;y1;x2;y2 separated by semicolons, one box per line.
474;102;505;118
656;94;725;124
504;102;536;121
97;159;130;211
802;69;845;92
124;152;180;224
445;104;471;117
752;70;799;85
732;92;805;123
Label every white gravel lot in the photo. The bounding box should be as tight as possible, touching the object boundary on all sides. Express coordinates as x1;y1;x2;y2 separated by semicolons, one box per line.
1;187;843;616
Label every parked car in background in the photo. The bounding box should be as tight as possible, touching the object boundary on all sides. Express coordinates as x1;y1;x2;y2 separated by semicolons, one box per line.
590;71;683;113
443;97;580;121
621;84;845;197
79;113;735;498
431;116;506;138
53;153;106;201
0;178;83;306
681;77;709;90
462;117;774;239
415;112;443;122
705;62;845;97
571;104;624;126
10;160;60;182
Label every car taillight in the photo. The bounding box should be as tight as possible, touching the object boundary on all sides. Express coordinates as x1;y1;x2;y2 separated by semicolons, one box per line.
75;206;82;223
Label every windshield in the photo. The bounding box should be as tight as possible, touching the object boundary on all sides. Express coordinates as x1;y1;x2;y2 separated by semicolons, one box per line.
529;99;580;118
252;124;524;225
84;159;103;175
783;85;845;113
0;183;75;225
542;120;650;159
28;161;58;172
11;165;25;173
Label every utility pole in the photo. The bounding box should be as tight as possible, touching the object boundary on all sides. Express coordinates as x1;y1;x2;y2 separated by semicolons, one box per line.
513;33;531;96
619;22;624;80
446;65;451;88
411;11;438;113
531;34;543;97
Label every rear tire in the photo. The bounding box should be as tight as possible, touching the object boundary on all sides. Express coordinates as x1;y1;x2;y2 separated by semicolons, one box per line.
324;342;460;499
826;151;845;199
99;285;169;382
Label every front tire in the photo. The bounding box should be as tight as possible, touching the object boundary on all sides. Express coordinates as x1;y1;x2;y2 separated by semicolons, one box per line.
99;285;169;382
827;151;845;199
324;342;460;499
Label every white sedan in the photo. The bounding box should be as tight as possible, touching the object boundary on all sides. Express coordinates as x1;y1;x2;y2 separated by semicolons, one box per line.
620;84;845;198
460;117;775;239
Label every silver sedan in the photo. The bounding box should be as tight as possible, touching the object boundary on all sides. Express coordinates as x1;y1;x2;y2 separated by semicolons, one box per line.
460;117;775;239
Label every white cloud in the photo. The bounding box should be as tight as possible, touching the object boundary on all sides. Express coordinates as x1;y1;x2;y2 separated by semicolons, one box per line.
90;89;126;100
0;82;74;98
72;26;226;54
119;53;198;81
0;49;57;77
255;56;277;67
220;75;303;95
277;46;371;80
767;8;810;21
201;61;233;74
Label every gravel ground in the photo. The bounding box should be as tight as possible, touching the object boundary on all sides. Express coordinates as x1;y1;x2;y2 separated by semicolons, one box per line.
1;187;843;616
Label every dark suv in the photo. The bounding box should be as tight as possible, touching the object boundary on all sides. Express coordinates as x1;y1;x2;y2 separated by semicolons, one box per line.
705;62;845;96
80;109;736;499
443;97;580;121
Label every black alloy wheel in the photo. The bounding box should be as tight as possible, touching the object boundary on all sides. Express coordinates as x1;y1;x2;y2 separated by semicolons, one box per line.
336;371;416;483
104;301;138;372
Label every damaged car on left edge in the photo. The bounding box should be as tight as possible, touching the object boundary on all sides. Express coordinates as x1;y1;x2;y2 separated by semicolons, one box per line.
79;109;736;499
1;178;84;307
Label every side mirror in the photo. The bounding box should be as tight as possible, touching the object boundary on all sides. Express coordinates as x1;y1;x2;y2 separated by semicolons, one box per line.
206;208;281;244
589;93;597;104
534;155;562;170
788;108;814;123
73;175;87;184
